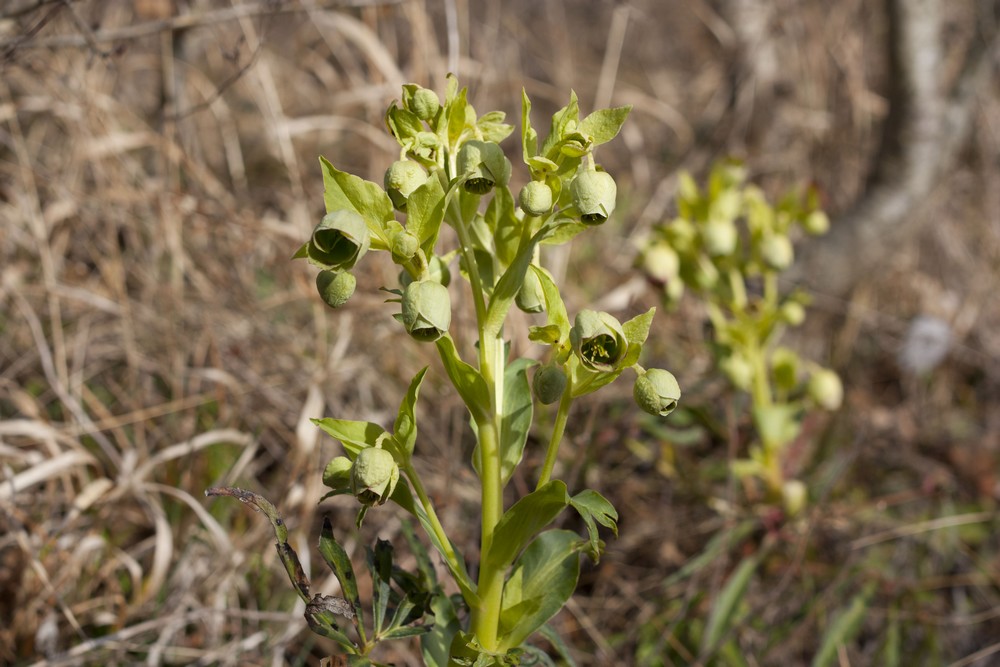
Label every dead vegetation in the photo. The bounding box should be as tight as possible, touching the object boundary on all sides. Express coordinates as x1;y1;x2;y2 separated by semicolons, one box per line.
1;1;999;665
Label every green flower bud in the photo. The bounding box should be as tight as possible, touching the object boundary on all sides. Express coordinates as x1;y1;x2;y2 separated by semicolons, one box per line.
519;181;553;216
782;479;808;516
515;266;546;313
309;210;371;270
641;242;680;284
802;210;830;235
702;219;738;257
316;270;356;309
570;309;628;372
456;140;511;194
760;234;794;271
350;447;399;507
770;347;800;393
571;169;617;225
780;301;806;326
808;368;843;411
323;456;354;488
533;365;567;405
719;354;753;391
390;229;419;263
401;280;451;342
384;160;428;211
633;368;681;417
410;87;440;121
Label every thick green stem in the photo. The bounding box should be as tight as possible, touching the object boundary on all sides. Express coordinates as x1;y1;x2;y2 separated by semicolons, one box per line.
472;418;504;649
536;374;574;490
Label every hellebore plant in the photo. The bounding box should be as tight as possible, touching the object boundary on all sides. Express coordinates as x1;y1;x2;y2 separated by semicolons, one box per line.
640;160;841;514
209;77;680;665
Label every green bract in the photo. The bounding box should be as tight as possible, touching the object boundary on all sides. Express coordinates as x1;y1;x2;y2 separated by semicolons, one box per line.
533;365;567;405
633;368;681;417
570;309;628;372
316;270;356;309
515;265;546;313
308;210;371;270
350;447;400;507
457;139;511;194
519;180;553;216
384;160;428;211
401;279;451;342
571;169;617;225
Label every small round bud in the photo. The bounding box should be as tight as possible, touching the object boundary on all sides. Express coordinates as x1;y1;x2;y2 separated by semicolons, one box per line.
515;266;546;314
570;309;628;372
350;447;399;507
410;87;440;121
570;169;617;225
808;369;843;411
390;229;419;263
323;456;354;489
316;270;356;309
779;301;806;326
719;354;754;391
702;219;738;257
760;234;794;271
781;479;808;516
309;210;371;270
641;243;680;284
384;161;428;211
533;365;567;405
519;181;553;216
401;280;452;342
633;368;681;417
802;210;830;235
456;140;511;194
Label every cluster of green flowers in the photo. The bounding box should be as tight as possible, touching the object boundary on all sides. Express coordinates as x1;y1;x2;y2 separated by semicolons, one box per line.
641;160;841;513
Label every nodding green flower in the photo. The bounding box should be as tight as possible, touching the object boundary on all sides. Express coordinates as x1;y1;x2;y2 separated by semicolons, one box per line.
570;309;628;372
390;229;419;264
719;353;753;391
807;368;843;411
309;210;371;270
401;279;451;342
570;169;617;225
350;446;399;507
533;365;567;405
456;140;511;194
316;270;356;309
760;234;794;271
519;180;553;216
384;160;428;211
703;219;738;257
641;242;680;284
633;368;681;417
409;87;441;121
515;266;546;314
802;210;830;235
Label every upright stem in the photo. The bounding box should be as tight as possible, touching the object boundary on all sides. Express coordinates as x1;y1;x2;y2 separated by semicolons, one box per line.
536;373;574;490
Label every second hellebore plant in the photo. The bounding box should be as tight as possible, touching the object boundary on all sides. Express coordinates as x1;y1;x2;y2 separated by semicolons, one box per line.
210;77;680;665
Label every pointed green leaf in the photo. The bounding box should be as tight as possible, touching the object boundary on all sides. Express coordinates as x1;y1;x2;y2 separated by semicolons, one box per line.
319;517;365;627
276;542;311;603
531;265;570;345
488;185;519;269
497;530;582;651
485;480;570;571
447;86;469;148
541;91;580;159
521;88;538;164
619;307;656;368
579;105;631;146
312;418;387;458
499;358;535;487
812;584;875;667
434;335;491;424
395;367;428;456
700;554;760;655
320;156;393;250
406;174;447;254
368;539;394;636
569;489;618;562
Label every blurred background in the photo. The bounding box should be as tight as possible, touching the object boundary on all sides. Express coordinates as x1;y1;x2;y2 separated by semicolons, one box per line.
1;0;999;664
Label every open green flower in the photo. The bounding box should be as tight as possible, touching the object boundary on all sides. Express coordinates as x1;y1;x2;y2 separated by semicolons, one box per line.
456;140;511;194
316;270;356;309
384;160;428;211
401;280;451;342
633;368;681;417
570;309;627;372
350;446;399;507
308;210;371;270
570;169;617;225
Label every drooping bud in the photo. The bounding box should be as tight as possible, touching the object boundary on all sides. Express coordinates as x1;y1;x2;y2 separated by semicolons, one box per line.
570;309;628;372
316;270;356;309
633;368;681;417
390;229;419;264
384;160;428;211
322;456;354;489
350;447;399;507
401;280;451;342
802;210;830;235
519;181;553;216
456;140;511;194
515;266;546;314
570;169;617;225
779;300;806;326
309;210;371;270
782;479;808;516
702;219;738;257
807;368;843;411
641;242;680;284
410;87;441;121
760;234;794;271
533;365;567;405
